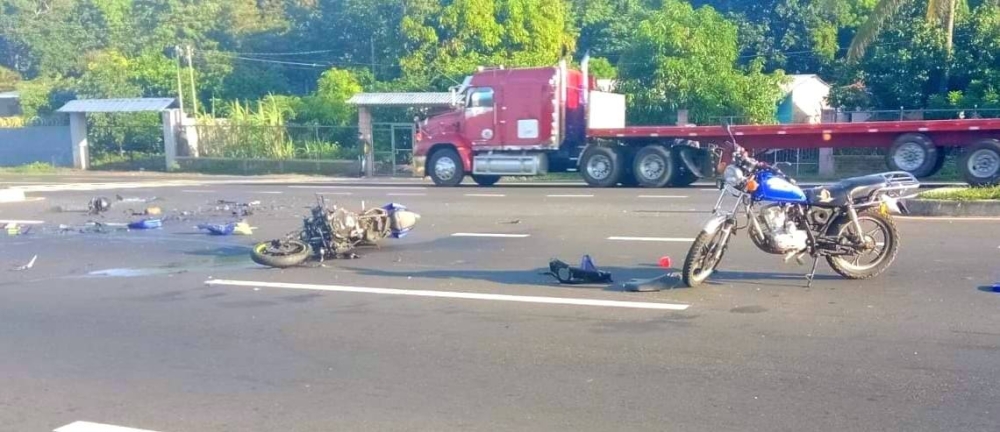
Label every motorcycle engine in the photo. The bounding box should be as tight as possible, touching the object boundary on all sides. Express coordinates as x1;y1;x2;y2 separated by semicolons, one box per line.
329;207;363;240
762;206;808;253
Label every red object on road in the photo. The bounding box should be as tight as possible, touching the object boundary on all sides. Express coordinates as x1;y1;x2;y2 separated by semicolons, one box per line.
658;256;672;269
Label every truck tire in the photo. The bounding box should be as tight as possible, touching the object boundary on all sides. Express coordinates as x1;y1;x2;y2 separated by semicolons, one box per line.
632;145;675;188
429;147;465;187
472;175;501;186
670;169;699;187
580;146;624;187
886;133;938;178
959;139;1000;186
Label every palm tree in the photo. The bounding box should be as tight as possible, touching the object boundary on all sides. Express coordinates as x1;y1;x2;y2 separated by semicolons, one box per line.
846;0;960;62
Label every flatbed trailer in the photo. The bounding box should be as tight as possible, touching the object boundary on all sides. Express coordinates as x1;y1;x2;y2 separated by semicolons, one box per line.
412;60;1000;187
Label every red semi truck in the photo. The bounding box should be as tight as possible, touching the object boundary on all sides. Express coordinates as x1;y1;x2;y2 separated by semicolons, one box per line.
412;59;1000;187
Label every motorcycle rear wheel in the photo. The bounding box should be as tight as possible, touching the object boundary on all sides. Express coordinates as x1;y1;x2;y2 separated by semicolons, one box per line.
825;208;899;280
251;239;311;268
682;225;731;287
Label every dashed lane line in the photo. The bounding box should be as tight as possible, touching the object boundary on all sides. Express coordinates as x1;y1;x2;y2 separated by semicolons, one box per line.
0;219;45;225
205;279;690;311
55;421;161;432
452;233;530;238
608;236;696;242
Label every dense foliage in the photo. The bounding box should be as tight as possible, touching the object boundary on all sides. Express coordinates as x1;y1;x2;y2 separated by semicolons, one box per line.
1;0;998;128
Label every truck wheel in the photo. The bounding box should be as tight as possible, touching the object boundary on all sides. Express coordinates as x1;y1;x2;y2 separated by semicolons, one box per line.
429;147;464;187
632;145;675;188
472;175;501;186
669;169;698;187
580;146;623;187
959;139;1000;186
886;133;938;178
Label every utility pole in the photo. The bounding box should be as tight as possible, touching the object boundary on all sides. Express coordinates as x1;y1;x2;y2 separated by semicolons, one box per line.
185;45;199;117
174;46;185;117
370;36;376;79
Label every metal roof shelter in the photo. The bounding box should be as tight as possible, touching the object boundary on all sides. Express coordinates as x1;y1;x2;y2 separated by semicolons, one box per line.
347;92;456;177
54;98;183;170
57;98;179;113
346;92;453;107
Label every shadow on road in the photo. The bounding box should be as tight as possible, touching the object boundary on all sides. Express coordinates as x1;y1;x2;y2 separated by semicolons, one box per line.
344;265;673;292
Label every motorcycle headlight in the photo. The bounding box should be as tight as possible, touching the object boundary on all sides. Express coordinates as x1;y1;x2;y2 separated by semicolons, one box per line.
723;165;745;186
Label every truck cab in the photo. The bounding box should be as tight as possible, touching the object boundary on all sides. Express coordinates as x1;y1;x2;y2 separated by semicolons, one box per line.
414;61;600;186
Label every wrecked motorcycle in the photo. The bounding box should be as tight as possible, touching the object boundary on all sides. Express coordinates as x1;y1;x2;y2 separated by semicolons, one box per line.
251;198;420;268
682;124;920;287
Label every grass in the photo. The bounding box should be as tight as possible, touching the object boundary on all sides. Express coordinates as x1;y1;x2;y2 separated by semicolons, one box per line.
919;185;1000;201
0;162;58;174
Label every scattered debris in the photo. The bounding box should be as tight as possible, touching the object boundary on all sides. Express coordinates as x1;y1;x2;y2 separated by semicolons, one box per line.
499;219;522;225
658;256;672;268
131;206;162;216
992;283;1000;293
621;272;683;292
88;197;112;214
116;194;159;203
547;255;613;284
216;200;260;217
12;255;37;271
5;223;20;236
197;221;254;236
128;219;163;230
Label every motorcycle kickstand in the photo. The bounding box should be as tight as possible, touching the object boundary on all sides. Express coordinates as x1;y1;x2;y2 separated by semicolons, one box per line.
804;256;820;287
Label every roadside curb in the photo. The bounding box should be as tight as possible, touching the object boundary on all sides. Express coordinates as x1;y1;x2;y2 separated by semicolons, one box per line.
903;198;1000;217
0;188;26;203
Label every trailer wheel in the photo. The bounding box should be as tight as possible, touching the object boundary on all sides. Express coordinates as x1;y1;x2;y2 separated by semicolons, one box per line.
632;145;675;188
886;134;938;177
428;147;465;187
960;139;1000;186
580;146;624;187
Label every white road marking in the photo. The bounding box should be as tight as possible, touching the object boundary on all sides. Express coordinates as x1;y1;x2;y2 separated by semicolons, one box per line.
638;195;689;199
452;232;530;238
181;190;216;193
55;421;161;432
289;185;427;190
387;192;427;196
546;194;594;198
205;279;690;311
608;236;695;242
0;219;45;224
465;193;506;197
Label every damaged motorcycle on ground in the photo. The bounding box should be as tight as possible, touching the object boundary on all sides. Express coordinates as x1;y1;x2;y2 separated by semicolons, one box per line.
251;197;420;268
682;124;920;287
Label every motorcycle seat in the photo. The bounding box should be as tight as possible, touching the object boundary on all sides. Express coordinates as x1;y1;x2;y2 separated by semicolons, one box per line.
804;174;887;207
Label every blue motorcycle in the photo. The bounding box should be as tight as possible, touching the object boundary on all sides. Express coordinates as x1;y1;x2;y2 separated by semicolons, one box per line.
682;125;920;287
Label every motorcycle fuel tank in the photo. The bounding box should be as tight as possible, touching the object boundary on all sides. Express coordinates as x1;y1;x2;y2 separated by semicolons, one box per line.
753;171;807;204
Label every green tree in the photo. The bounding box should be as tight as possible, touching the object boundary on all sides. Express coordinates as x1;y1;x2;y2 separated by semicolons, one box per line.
616;0;787;125
0;65;19;91
846;0;967;61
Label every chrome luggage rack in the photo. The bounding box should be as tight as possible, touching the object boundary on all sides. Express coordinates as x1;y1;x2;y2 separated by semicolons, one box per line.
876;171;921;198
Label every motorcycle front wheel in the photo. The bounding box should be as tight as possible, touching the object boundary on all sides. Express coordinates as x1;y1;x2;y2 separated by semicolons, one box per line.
682;224;732;287
825;208;899;280
251;239;311;268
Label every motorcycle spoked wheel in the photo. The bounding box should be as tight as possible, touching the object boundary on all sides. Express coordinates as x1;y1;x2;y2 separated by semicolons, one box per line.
682;223;733;287
825;208;899;280
250;239;312;268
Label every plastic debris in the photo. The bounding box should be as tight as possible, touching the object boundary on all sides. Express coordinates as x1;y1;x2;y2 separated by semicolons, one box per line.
196;221;254;236
116;194;159;203
5;223;20;236
12;255;37;271
547;255;613;284
143;206;162;216
128;219;163;230
992;283;1000;293
622;272;683;292
658;256;673;268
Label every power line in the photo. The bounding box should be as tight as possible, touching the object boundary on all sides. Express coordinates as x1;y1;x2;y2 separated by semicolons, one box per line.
228;49;340;57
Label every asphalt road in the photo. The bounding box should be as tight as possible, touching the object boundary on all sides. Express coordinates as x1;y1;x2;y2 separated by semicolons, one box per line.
1;177;999;432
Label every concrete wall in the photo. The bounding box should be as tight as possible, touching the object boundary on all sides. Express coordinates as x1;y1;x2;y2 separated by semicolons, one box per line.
789;79;830;124
0;126;73;167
